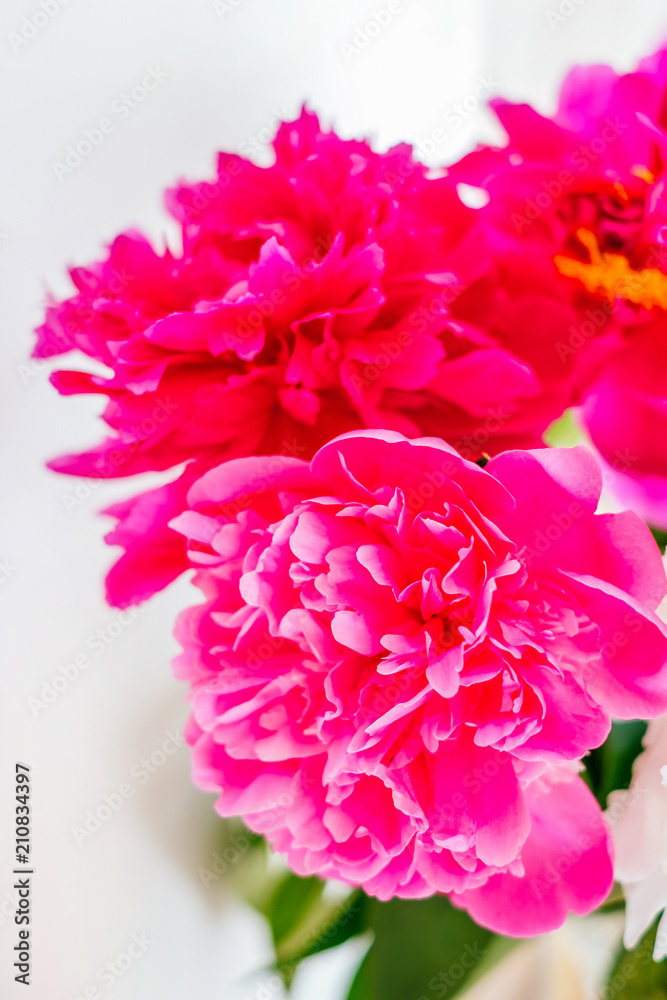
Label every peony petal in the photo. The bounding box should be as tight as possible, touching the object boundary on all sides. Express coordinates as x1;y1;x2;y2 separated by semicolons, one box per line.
452;773;613;935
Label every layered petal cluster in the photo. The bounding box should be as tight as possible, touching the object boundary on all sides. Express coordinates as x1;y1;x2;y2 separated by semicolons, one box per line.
172;429;667;935
451;46;667;526
36;110;580;608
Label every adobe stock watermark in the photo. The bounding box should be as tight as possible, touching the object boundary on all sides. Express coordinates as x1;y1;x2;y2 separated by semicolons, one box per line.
398;429;514;518
238;108;289;158
211;233;335;357
18;265;138;386
415;75;500;160
66;933;154;999
343;280;465;401
175;106;306;212
52;66;169;181
213;0;247;16
521;500;586;566
27;608;143;717
340;1;404;62
605;781;648;829
0;557;18;585
18;352;64;386
8;0;75;54
71;730;185;845
585;931;654;1000
198;830;252;888
418;943;486;999
452;406;511;462
554;244;667;363
546;0;588;30
59;398;181;512
241;896;361;1000
188;442;309;535
520;445;639;567
511;117;628;233
201;778;320;891
530;806;606;900
0;885;20;929
434;756;515;830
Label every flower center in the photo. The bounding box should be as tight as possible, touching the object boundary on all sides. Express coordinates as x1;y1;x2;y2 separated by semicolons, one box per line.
554;227;667;310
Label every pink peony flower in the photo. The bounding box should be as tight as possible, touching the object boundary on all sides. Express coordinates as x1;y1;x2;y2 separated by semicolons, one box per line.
171;429;667;935
451;46;667;526
37;110;576;608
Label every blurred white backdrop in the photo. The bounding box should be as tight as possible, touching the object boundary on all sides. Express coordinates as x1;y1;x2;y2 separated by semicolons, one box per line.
1;1;666;997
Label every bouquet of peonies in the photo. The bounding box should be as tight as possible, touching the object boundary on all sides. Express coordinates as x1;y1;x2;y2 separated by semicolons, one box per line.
37;43;667;998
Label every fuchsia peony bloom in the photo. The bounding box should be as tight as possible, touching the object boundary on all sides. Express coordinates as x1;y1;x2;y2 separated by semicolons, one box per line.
452;46;667;526
37;110;577;608
172;430;667;935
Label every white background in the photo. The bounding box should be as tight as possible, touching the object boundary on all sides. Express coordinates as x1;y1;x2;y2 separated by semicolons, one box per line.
1;1;666;997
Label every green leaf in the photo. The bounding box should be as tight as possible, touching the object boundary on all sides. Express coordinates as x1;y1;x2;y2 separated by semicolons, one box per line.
605;917;667;998
274;888;369;989
345;895;499;1000
584;719;647;807
651;527;667;554
347;948;373;1000
264;872;324;949
284;890;368;964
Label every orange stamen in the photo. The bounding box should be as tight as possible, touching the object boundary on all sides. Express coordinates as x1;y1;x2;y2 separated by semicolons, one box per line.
631;165;656;184
554;228;667;310
612;182;629;202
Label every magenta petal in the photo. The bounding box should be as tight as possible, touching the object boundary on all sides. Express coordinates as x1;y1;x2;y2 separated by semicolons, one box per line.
452;773;613;936
558;571;667;719
489;448;667;608
430;348;538;416
104;469;195;607
171;429;667;911
187;455;315;509
429;742;530;868
426;645;463;698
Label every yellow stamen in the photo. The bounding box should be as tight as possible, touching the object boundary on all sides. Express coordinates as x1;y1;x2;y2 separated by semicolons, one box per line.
631;165;656;184
554;228;667;309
